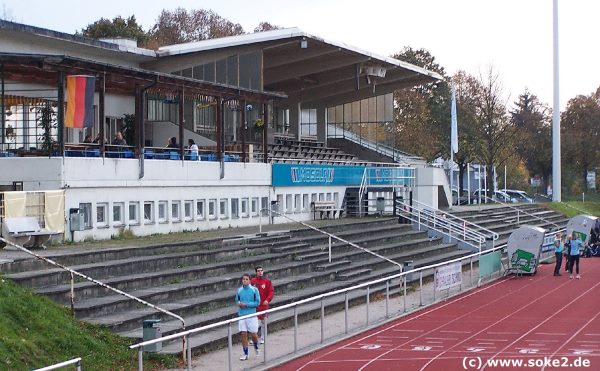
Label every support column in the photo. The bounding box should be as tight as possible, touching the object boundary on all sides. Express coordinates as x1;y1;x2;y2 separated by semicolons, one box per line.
288;103;300;140
57;71;65;156
178;89;185;159
98;73;105;156
241;100;247;162
316;106;326;143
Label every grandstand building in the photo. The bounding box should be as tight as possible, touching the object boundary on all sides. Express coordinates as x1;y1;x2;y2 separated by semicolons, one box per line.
0;20;450;242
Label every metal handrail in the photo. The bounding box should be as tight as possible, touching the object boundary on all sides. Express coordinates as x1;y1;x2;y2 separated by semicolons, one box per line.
130;237;511;371
34;357;82;371
396;200;498;251
326;123;424;164
260;208;403;269
0;237;186;348
476;196;561;229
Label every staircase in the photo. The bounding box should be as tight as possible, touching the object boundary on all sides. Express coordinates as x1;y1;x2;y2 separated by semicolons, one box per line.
0;218;467;355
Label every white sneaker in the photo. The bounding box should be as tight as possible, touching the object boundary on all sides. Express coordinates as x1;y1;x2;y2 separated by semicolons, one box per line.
255;348;260;356
576;274;581;279
569;275;573;279
260;337;265;344
240;354;248;361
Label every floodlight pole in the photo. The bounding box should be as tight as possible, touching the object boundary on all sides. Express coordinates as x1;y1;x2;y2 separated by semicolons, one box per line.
552;0;561;201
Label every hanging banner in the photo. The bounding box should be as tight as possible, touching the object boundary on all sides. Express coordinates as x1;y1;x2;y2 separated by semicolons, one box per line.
435;262;462;291
65;75;95;128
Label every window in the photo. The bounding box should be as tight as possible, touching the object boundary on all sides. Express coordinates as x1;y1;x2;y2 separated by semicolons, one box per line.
276;194;283;213
241;198;249;217
78;203;92;229
294;194;301;213
311;193;317;204
231;199;239;218
319;193;325;201
171;201;181;222
96;203;108;227
158;201;168;223
143;201;154;224
196;200;205;220
285;194;293;213
326;193;332;201
184;200;193;221
261;197;268;216
251;197;259;216
302;194;309;212
208;199;217;219
219;199;228;218
301;108;317;136
113;202;124;225
128;202;139;224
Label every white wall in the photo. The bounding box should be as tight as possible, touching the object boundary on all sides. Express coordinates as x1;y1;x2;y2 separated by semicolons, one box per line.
414;167;451;210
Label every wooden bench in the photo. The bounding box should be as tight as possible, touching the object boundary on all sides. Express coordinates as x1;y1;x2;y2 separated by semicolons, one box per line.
310;201;343;220
1;217;60;249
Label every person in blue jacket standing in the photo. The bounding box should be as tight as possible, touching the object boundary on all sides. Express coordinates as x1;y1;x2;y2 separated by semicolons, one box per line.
236;273;260;360
567;232;583;279
553;232;564;276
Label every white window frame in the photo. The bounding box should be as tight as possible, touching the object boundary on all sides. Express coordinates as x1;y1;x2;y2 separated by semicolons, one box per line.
171;201;181;222
196;199;206;220
112;202;124;226
208;199;217;220
302;194;309;212
241;198;249;218
184;200;193;221
158;200;168;223
128;202;139;225
143;201;154;224
96;202;108;228
251;197;259;216
219;199;229;219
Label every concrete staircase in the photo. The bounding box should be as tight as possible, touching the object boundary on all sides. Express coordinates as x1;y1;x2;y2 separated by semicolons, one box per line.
0;205;567;355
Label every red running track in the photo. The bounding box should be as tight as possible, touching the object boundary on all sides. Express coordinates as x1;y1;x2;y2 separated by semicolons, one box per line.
275;258;600;371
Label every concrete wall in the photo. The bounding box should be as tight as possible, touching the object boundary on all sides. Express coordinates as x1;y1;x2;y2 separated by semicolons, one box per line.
414;167;451;210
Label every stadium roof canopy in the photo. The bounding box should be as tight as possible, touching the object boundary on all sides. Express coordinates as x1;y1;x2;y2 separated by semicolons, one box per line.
157;28;443;107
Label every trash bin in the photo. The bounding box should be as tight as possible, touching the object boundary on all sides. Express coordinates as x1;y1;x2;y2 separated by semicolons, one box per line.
376;197;385;215
142;319;162;352
403;260;414;282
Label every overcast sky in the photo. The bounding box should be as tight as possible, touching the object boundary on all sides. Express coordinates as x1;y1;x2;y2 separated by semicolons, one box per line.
1;0;597;110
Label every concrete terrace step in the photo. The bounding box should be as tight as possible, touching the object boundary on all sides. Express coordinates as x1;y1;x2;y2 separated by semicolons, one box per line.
155;248;471;355
0;238;235;275
315;260;352;271
336;268;372;280
5;243;276;289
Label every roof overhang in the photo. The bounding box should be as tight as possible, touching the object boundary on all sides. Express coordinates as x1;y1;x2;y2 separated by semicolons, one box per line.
0;53;285;102
159;28;443;107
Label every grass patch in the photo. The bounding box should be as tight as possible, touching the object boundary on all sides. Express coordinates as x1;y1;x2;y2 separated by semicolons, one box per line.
544;201;600;218
0;278;177;370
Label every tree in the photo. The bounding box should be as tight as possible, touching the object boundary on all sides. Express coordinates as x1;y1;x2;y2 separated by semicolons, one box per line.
79;15;147;44
510;90;552;190
391;47;448;162
561;90;600;192
253;22;282;32
148;8;244;47
471;67;516;191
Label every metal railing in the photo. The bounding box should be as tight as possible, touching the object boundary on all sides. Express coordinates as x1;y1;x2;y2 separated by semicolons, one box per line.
130;239;511;371
0;237;186;352
260;209;403;269
476;196;562;230
327;123;425;165
33;357;82;371
396;199;499;251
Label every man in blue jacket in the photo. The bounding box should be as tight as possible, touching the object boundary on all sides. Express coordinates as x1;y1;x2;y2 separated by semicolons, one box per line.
236;273;260;360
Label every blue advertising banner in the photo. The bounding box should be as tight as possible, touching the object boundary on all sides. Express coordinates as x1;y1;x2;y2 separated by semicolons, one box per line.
272;163;413;187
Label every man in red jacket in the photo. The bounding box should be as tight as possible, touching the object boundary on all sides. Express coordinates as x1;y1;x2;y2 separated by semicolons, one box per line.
251;265;274;344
